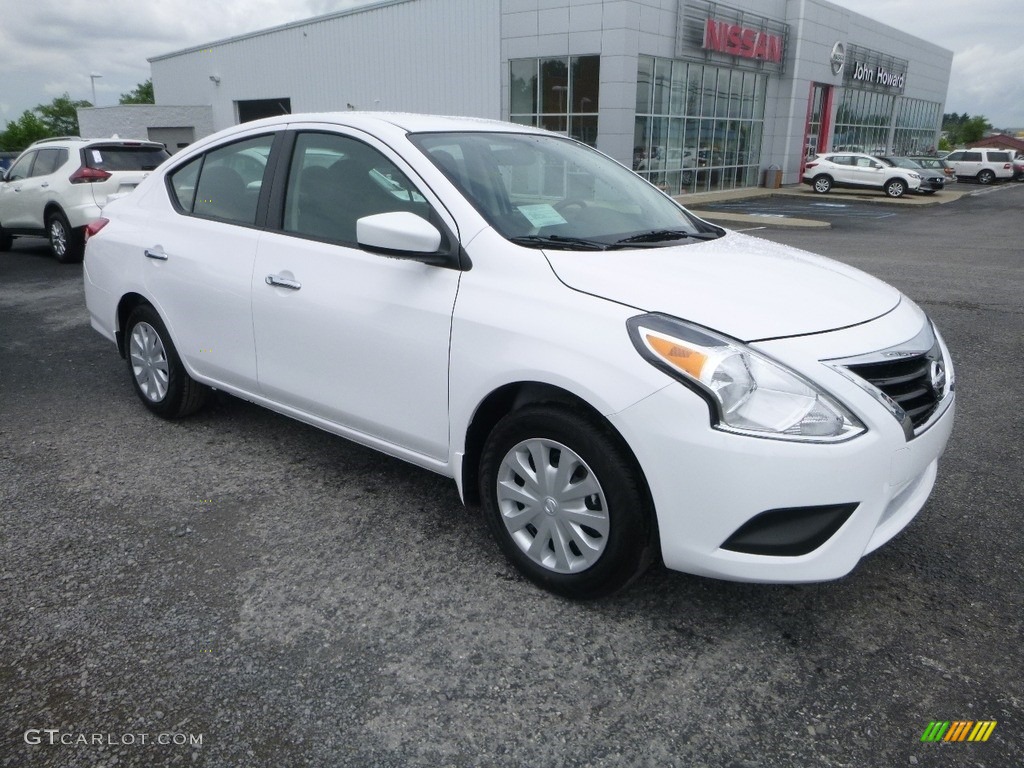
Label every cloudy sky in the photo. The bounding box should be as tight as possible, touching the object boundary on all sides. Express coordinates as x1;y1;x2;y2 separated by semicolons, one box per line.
1;0;1021;131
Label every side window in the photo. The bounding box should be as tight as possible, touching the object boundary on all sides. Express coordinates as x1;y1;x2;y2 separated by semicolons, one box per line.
283;132;430;244
192;135;274;225
160;135;274;225
989;151;1010;162
855;156;874;168
168;156;201;212
31;148;67;177
7;151;36;181
831;155;853;166
962;152;982;162
945;152;963;162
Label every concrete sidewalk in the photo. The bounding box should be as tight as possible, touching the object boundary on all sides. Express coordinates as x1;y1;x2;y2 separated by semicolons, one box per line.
676;183;976;229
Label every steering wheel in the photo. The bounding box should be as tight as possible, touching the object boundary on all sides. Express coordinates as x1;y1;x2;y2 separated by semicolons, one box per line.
554;198;589;213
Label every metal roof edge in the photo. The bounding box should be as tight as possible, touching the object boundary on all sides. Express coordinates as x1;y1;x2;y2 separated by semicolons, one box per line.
147;0;413;63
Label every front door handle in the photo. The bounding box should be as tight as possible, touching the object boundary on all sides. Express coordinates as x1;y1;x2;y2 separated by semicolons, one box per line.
266;274;301;290
144;248;168;261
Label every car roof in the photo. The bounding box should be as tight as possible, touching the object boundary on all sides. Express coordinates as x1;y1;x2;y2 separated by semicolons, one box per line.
209;111;551;140
29;136;166;149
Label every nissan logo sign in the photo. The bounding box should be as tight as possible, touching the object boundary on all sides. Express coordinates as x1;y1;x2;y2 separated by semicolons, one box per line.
830;41;845;75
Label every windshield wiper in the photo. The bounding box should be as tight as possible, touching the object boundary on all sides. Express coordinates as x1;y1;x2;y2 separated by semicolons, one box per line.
509;234;609;251
614;229;721;245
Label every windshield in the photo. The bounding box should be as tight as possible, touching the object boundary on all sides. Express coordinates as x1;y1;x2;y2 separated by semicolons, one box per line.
410;131;721;249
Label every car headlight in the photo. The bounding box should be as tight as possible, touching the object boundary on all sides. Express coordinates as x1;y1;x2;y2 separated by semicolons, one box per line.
627;314;865;442
909;172;921;179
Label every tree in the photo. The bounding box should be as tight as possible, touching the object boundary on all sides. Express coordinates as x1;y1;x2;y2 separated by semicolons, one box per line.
0;110;50;151
941;112;992;146
37;93;91;136
120;79;154;105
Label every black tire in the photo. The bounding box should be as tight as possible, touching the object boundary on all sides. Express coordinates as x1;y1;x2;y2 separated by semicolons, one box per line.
47;210;83;263
0;224;12;252
479;404;655;599
884;179;906;198
812;175;832;193
124;305;209;419
977;169;995;185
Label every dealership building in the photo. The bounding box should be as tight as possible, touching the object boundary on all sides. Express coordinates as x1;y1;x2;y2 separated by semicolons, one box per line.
85;0;953;192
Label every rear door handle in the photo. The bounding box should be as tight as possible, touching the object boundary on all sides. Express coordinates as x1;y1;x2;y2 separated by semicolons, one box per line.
144;248;168;261
266;274;301;290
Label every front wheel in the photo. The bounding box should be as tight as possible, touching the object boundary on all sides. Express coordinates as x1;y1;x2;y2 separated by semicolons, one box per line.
812;175;832;193
479;404;654;599
884;179;907;198
47;211;83;263
124;305;209;418
977;169;995;184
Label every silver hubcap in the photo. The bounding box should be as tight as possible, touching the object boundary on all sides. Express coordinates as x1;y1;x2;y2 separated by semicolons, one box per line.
50;220;67;256
496;438;609;574
129;322;169;402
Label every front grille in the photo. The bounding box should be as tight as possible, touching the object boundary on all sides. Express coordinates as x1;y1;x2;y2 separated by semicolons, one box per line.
846;350;941;429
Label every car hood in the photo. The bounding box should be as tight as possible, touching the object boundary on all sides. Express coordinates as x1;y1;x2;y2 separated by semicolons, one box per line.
543;231;901;341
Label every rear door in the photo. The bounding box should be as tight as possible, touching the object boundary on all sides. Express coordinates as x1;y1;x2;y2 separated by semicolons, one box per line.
138;131;279;392
0;150;39;229
1;149;66;229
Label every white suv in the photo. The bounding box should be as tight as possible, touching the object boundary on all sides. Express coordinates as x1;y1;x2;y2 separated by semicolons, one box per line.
0;137;169;262
803;152;921;198
942;148;1015;184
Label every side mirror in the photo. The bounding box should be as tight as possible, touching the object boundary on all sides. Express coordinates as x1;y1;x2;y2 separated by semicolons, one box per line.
357;211;442;256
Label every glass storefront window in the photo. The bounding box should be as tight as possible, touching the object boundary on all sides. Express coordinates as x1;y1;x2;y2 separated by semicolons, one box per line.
634;57;768;195
510;55;602;147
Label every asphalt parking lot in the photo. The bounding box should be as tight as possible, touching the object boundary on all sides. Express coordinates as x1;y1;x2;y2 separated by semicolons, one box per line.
2;183;1022;767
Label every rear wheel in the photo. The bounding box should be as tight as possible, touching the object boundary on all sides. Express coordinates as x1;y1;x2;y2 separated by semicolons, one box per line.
124;305;209;418
812;175;832;193
977;169;995;184
0;224;12;251
884;179;907;198
479;404;654;599
47;211;83;263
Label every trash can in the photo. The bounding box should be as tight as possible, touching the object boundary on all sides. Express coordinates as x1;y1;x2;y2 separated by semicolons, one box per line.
763;164;782;189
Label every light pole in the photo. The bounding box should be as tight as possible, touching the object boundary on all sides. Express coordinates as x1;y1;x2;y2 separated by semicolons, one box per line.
90;73;102;105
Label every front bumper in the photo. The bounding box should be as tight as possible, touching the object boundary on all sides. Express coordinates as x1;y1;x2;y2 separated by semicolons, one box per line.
609;309;956;583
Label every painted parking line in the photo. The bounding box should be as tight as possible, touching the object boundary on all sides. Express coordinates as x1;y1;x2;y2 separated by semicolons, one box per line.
704;202;897;219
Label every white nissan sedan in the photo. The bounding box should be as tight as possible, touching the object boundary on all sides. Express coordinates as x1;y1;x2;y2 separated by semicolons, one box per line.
83;113;955;598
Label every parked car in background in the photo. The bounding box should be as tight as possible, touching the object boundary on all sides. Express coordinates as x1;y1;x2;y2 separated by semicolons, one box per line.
803;152;921;197
83;112;955;598
1012;153;1024;181
0;151;18;173
875;156;945;194
908;156;956;181
942;148;1015;184
0;136;169;262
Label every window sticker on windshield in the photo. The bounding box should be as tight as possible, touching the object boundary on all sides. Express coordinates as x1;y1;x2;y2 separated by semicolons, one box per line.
518;204;567;228
91;150;103;164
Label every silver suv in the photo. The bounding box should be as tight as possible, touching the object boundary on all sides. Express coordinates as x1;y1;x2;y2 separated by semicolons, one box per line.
802;152;921;198
0;137;169;262
943;148;1015;184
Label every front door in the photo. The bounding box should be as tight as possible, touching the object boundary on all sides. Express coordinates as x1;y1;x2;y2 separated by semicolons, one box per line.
251;128;460;461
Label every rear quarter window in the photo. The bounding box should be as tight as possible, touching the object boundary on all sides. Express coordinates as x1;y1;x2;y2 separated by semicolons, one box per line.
988;151;1011;162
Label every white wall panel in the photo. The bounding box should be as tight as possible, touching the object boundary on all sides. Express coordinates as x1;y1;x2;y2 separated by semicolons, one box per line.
152;0;501;134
